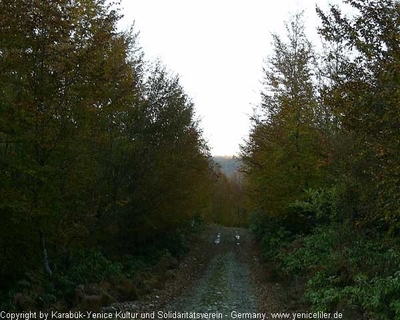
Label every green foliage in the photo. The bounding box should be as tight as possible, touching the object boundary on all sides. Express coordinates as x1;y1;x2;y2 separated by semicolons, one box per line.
250;213;295;260
54;249;123;298
279;224;400;319
261;227;293;261
290;188;339;224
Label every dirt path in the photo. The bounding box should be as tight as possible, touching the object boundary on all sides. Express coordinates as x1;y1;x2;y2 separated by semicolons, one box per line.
163;227;258;316
106;226;281;317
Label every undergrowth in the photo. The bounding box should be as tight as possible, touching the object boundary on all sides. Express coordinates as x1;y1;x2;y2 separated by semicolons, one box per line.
0;225;199;311
254;188;400;320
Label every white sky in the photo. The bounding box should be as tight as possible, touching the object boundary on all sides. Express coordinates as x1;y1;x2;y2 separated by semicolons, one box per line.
118;0;342;156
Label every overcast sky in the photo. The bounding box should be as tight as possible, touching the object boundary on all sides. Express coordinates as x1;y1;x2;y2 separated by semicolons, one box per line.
118;0;341;156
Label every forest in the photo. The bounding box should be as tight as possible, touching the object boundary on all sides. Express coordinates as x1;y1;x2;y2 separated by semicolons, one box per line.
2;0;400;318
0;0;216;311
241;0;400;318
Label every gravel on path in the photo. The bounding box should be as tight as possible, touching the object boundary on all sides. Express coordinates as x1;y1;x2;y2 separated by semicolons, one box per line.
106;226;282;318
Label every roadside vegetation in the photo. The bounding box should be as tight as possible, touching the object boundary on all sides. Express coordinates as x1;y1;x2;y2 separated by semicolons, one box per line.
241;1;400;318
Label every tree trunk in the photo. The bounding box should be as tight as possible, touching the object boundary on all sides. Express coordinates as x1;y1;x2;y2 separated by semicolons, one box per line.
39;228;53;278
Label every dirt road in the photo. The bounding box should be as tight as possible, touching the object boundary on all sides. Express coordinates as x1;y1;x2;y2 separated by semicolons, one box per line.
107;226;280;318
163;227;258;316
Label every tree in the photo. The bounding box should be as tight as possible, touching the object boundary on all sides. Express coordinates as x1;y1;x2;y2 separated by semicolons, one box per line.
0;0;141;285
317;0;400;228
242;12;327;223
114;63;214;252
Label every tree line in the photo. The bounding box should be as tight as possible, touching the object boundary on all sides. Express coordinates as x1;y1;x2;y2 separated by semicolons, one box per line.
209;157;246;227
0;0;214;309
242;0;400;317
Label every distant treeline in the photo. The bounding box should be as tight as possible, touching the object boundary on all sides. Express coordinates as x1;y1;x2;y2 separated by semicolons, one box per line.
213;156;242;178
211;157;246;227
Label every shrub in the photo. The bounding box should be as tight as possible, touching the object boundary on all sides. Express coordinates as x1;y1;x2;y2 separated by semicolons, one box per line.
250;212;295;260
54;248;123;298
279;223;400;318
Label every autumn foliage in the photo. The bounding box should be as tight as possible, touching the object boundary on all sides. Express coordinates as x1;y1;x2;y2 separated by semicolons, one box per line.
242;1;400;317
0;0;213;309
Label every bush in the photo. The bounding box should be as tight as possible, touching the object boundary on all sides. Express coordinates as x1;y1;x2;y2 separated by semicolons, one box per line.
261;187;400;318
250;212;295;260
279;223;400;319
161;229;188;257
54;248;123;298
289;188;339;225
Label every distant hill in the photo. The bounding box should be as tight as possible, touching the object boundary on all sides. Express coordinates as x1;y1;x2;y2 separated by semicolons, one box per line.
213;156;242;177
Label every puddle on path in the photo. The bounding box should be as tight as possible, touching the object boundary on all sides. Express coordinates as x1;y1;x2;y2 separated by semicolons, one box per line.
214;232;221;245
235;232;240;245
